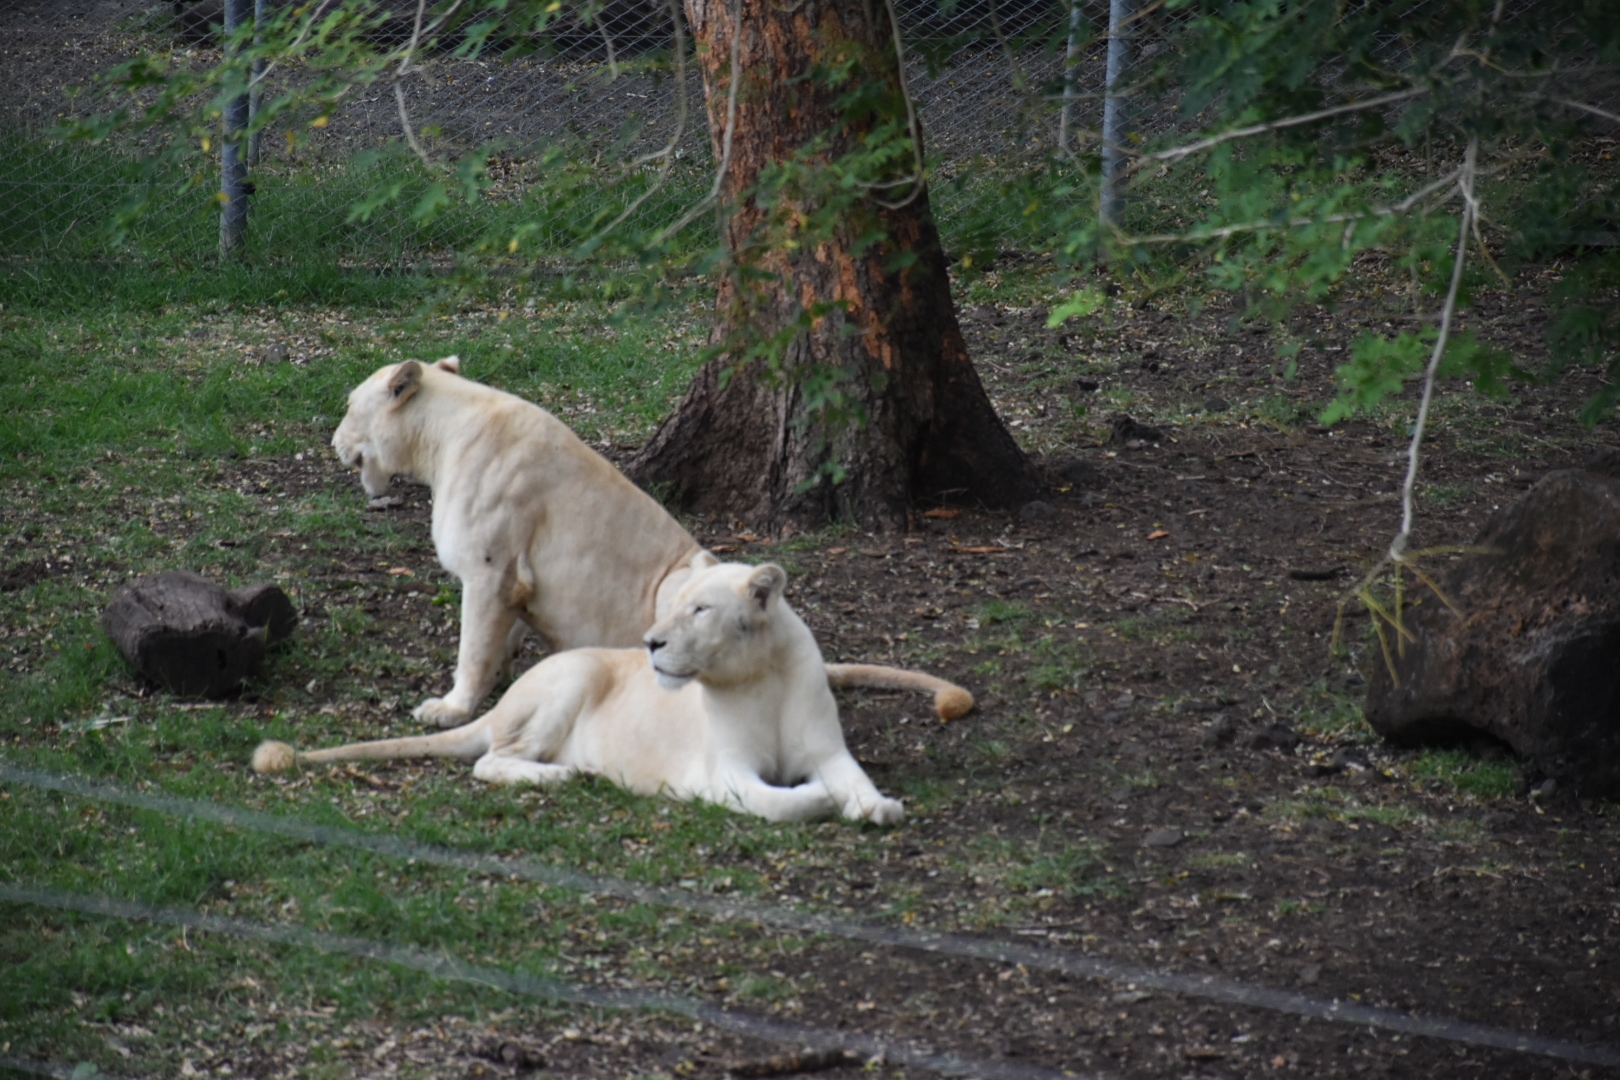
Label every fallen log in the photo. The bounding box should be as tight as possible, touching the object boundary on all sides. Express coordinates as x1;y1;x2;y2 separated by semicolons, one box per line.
1365;452;1620;797
102;571;297;697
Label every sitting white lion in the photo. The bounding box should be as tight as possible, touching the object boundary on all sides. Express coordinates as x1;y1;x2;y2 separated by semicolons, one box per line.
253;558;915;823
331;356;971;726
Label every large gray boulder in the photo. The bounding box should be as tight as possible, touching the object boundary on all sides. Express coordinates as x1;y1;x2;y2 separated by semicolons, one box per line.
1366;455;1620;797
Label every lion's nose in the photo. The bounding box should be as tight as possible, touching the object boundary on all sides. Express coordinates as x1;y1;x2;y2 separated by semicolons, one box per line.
644;635;665;653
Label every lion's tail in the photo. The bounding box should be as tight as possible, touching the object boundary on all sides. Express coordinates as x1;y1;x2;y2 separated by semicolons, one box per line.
823;663;975;721
251;717;494;774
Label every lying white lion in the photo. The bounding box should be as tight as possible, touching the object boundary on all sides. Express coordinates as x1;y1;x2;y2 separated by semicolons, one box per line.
332;356;971;726
254;558;913;823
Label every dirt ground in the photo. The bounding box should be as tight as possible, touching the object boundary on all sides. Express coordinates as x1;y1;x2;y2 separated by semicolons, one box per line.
11;265;1615;1080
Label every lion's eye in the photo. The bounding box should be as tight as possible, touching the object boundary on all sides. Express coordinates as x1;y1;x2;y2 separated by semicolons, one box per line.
692;605;709;617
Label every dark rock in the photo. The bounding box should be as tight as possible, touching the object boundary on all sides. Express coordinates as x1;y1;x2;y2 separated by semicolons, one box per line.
263;342;290;363
1076;378;1101;393
1054;458;1107;490
1109;414;1164;446
1204;397;1231;413
101;572;296;697
1365;465;1620;797
1019;499;1059;524
1249;725;1301;752
1200;718;1238;748
1142;829;1184;848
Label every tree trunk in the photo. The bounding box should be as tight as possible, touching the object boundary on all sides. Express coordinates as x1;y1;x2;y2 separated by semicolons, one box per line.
626;0;1044;532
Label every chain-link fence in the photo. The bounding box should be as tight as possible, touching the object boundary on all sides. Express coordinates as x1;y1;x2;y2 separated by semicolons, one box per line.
0;0;1614;272
0;0;1190;267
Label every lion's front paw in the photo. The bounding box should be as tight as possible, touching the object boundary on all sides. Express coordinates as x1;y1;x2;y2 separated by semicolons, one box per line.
845;795;904;825
413;697;470;727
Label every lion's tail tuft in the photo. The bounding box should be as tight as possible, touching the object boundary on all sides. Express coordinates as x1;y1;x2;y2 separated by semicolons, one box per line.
934;685;975;721
252;740;299;773
824;663;976;722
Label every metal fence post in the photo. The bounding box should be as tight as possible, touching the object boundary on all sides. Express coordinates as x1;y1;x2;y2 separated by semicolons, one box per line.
220;0;251;257
1057;0;1083;157
1099;0;1134;231
247;0;265;167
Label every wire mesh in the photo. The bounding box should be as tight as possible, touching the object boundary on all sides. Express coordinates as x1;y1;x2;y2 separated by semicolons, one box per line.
0;0;1155;265
0;0;1613;270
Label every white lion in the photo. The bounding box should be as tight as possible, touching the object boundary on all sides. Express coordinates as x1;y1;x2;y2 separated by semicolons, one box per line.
253;558;915;823
331;356;971;726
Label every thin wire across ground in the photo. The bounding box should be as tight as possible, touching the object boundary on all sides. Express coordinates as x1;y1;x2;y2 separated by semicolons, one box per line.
3;760;1617;1070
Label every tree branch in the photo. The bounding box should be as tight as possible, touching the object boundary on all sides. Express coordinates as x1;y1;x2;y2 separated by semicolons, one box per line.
250;0;340;88
867;0;927;211
1120;164;1465;246
651;0;745;246
575;0;693;249
1137;87;1428;168
1391;137;1477;560
1537;95;1620;127
392;0;445;170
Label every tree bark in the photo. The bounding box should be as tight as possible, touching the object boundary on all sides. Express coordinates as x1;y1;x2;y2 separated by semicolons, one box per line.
626;0;1044;532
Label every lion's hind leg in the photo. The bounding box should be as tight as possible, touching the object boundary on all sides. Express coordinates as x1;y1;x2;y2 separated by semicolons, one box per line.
467;648;602;788
472;754;576;786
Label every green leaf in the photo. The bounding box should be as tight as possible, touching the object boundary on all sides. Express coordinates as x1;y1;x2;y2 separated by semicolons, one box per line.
1320;330;1431;424
1046;287;1106;327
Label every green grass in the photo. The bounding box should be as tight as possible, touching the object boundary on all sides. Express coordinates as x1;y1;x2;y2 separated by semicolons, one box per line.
1295;687;1377;744
0;359;1053;1076
1418;482;1477;508
958;834;1121;904
1267;787;1428;829
1404;749;1520;800
0;294;703;490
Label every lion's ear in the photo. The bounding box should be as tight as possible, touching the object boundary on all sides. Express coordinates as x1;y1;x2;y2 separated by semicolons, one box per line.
746;564;786;610
691;550;720;571
435;355;461;375
389;360;424;403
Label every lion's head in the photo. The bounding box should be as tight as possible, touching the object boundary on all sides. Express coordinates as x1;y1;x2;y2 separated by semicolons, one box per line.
332;355;461;496
643;557;787;691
